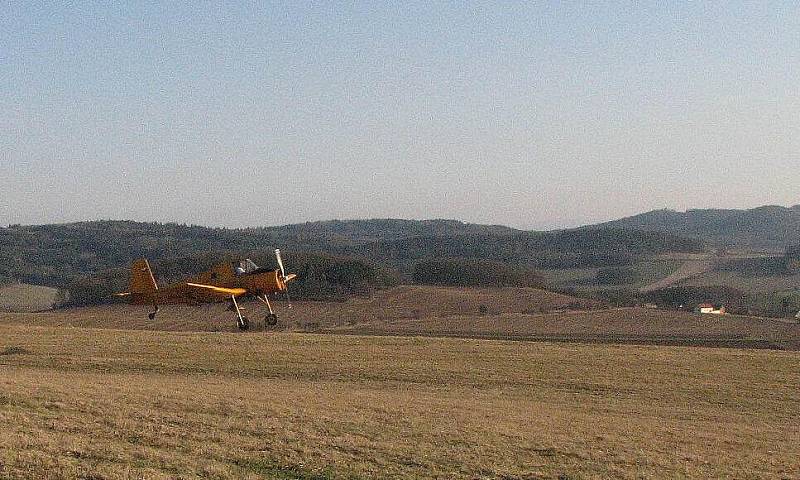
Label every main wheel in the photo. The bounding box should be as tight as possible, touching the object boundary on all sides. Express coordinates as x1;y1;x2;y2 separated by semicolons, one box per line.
148;312;156;320
265;313;278;326
239;317;250;331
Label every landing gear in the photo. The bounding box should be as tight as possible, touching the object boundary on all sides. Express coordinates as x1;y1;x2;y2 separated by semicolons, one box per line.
257;294;279;330
148;305;159;320
230;295;249;331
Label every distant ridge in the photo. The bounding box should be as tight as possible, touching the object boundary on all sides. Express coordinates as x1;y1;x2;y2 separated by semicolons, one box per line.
257;218;520;242
1;218;702;288
584;205;800;250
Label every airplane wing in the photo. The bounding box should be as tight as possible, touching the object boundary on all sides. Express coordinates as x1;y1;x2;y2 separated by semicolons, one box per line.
185;283;247;297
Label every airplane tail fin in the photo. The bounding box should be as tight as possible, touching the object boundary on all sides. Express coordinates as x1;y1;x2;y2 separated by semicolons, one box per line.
129;259;158;294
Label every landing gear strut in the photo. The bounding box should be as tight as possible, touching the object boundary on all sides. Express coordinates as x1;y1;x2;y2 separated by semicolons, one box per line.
230;295;249;331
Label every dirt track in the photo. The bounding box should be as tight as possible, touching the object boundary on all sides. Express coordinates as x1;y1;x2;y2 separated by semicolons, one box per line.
639;256;716;292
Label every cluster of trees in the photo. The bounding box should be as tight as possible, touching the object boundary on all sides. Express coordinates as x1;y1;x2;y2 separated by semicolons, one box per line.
641;286;746;310
595;267;641;286
64;250;399;306
270;252;399;301
413;258;544;288
787;246;800;272
717;257;792;277
756;292;800;318
336;229;703;270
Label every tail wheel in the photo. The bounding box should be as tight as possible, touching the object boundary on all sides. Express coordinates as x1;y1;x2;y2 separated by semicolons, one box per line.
239;317;250;331
265;313;278;326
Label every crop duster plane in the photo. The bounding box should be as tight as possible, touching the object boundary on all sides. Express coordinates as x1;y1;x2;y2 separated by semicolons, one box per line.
115;249;297;331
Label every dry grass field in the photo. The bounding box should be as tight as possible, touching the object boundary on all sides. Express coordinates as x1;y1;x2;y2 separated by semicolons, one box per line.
326;308;800;351
0;284;63;313
1;325;798;479
0;286;599;333
2;284;797;351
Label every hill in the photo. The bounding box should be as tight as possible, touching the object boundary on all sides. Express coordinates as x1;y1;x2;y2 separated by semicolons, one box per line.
0;220;502;290
263;218;520;243
585;205;800;250
0;220;704;296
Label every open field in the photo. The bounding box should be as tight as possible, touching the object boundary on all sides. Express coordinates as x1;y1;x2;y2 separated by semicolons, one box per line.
0;284;63;313
682;270;800;293
540;261;683;291
0;286;600;333
324;308;800;351
2;283;798;350
638;258;715;293
1;325;798;479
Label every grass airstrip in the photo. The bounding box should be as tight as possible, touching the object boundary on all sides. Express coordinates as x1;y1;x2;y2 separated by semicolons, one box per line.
1;324;798;479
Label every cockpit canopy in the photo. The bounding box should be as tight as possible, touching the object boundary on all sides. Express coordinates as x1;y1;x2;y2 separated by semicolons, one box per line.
235;259;260;275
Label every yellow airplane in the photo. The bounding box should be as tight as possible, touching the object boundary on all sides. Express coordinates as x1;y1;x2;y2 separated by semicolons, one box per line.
116;249;297;331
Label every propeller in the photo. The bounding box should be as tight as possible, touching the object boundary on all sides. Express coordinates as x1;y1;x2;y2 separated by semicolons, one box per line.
275;248;292;308
275;248;286;279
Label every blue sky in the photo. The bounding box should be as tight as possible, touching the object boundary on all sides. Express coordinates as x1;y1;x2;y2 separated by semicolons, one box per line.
3;2;799;228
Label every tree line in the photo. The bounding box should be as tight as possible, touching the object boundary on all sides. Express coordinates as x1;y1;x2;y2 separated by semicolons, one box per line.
0;220;706;305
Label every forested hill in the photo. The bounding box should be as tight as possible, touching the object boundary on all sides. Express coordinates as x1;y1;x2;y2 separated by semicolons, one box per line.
263;219;520;243
0;219;703;288
585;205;800;251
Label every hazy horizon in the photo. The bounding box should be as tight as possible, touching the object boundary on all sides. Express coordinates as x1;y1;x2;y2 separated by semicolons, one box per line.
4;3;799;230
6;203;800;233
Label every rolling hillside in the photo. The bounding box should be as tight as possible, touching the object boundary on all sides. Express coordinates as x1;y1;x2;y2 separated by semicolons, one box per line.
0;220;703;290
586;205;800;250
